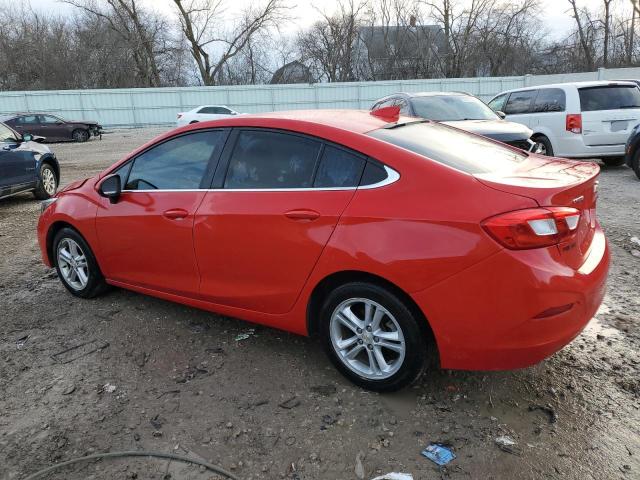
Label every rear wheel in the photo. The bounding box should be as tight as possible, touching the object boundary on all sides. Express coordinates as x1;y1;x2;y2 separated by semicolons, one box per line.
632;151;640;180
72;129;89;142
53;227;108;298
33;163;57;199
601;156;625;166
532;134;553;156
319;282;430;391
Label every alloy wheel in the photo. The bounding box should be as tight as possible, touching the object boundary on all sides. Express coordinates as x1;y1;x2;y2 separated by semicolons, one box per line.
329;298;406;380
57;238;89;291
42;168;56;195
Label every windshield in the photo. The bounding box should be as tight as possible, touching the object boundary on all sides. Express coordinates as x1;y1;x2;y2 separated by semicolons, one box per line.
410;95;498;121
579;85;640;111
0;123;18;142
368;122;527;174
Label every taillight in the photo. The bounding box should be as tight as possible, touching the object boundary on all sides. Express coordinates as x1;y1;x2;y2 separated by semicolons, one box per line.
482;207;581;250
566;114;582;134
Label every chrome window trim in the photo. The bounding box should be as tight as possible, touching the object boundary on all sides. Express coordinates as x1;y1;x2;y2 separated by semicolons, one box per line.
121;166;400;193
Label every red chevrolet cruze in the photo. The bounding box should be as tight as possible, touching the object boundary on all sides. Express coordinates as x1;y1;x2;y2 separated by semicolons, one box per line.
37;108;609;391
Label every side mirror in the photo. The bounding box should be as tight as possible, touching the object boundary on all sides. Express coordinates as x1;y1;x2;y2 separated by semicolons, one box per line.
22;133;33;142
496;111;506;120
98;174;121;204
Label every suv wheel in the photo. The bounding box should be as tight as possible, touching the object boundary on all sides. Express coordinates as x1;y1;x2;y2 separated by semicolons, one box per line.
33;163;57;199
319;282;431;391
53;228;108;298
72;129;89;142
632;150;640;180
602;156;625;167
532;135;553;156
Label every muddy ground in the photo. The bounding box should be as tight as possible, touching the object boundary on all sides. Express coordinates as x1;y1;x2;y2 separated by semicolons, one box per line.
0;128;639;480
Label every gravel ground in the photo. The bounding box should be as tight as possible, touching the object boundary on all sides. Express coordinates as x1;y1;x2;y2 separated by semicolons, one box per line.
0;128;639;480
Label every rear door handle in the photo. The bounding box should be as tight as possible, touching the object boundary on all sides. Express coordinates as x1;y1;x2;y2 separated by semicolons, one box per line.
284;209;321;221
163;208;189;220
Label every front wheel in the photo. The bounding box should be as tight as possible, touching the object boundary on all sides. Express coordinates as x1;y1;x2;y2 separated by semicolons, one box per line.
72;129;89;142
532;135;554;156
33;163;57;199
319;282;431;392
53;228;108;298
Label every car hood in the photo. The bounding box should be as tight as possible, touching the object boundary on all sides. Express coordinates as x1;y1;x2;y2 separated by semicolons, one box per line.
441;119;532;142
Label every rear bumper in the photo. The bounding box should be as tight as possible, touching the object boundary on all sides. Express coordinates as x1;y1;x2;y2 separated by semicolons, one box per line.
413;228;610;370
555;135;625;158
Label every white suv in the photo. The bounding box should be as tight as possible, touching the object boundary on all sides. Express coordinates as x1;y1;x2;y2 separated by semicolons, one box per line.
488;81;640;165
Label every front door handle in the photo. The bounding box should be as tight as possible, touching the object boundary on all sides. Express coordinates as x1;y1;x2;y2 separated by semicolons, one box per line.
284;209;320;221
163;208;189;220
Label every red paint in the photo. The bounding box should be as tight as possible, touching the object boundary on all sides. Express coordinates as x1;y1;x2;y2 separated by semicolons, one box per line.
37;110;610;371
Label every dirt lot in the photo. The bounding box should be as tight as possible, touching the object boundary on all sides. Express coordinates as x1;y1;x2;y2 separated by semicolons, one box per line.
1;128;639;480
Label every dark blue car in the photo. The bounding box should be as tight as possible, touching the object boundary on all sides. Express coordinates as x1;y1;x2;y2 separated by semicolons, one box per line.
0;122;59;200
625;123;640;180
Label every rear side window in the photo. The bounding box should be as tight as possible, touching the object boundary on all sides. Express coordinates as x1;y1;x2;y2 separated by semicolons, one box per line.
532;88;566;112
125;130;225;190
314;145;365;188
368;122;526;175
199;106;229;114
579;85;640;111
504;90;537;114
225;130;321;189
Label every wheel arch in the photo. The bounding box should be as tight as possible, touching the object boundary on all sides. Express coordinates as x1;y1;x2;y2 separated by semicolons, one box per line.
39;155;60;183
46;221;87;267
306;270;437;349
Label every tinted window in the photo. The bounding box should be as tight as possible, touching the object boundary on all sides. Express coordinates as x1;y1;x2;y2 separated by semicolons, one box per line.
112;162;132;186
504;90;537;114
40;115;60;123
410;95;497;121
225;130;321;189
19;115;40;124
368;122;526;175
125;131;224;190
532;88;566;112
360;162;388;186
488;93;507;112
199;106;229;114
0;123;18;142
579;85;640;111
314;146;365;188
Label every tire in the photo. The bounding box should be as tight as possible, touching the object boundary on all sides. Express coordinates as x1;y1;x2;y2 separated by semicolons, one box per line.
72;129;89;142
53;227;108;298
33;163;57;200
601;156;625;167
532;135;554;156
318;282;431;392
632;150;640;180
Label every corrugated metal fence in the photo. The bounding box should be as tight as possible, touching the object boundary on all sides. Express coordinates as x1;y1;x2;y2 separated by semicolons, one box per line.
1;67;639;128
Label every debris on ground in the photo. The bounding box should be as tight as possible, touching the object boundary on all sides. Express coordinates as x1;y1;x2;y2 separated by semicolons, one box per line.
371;474;414;480
529;403;558;423
101;383;117;393
51;339;109;364
278;395;300;409
15;334;29;349
310;384;337;396
495;436;522;456
421;443;456;466
234;328;255;341
355;451;365;479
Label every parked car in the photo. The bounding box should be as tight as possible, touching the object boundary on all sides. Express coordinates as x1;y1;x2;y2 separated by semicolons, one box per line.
371;92;537;152
0;122;59;200
176;105;239;127
624;123;640;179
38;109;609;391
0;113;102;143
488;81;640;164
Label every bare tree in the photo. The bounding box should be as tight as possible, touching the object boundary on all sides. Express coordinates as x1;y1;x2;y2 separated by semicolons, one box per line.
172;0;289;85
567;0;596;70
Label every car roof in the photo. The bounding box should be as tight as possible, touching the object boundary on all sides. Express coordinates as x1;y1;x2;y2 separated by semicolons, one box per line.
498;80;639;95
376;91;469;101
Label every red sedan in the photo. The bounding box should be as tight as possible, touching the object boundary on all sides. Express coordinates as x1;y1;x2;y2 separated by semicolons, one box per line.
37;108;609;391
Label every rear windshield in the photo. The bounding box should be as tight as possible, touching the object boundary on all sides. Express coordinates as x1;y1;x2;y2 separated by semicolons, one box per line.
579;85;640;111
368;122;527;174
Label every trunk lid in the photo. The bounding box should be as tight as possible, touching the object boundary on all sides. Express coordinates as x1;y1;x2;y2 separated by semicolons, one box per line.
474;156;600;269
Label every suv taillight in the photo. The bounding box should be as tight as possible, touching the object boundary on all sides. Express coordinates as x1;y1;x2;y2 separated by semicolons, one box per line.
566;114;582;134
482;207;581;249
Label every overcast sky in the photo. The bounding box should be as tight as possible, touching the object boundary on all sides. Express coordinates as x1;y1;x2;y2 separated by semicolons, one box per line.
24;0;627;41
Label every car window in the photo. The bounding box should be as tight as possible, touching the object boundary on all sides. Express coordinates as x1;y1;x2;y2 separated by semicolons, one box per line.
125;131;225;190
532;88;566;112
198;107;228;114
410;95;497;121
0;123;18;142
40;115;60;124
488;93;507;112
19;115;40;124
395;99;411;116
225;130;321;189
503;90;537;114
314;145;365;188
368;122;527;175
579;85;640;111
360;162;388;186
372;99;395;110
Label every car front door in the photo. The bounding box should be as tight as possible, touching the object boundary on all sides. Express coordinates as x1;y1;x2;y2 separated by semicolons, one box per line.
193;129;365;316
11;115;42;138
39;115;68;141
0;124;35;196
95;129;229;296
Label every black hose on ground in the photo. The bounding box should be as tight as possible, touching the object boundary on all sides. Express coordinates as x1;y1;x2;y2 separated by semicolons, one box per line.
22;450;240;480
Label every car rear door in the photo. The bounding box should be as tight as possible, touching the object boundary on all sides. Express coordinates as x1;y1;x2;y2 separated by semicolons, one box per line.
193;129;364;315
95;129;229;296
579;84;640;147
